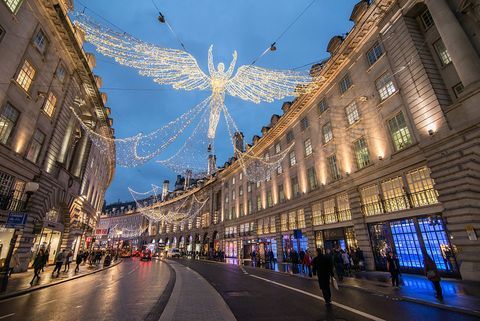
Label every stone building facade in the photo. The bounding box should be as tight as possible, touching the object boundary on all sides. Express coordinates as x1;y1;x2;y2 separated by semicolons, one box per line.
0;0;115;270
115;0;479;280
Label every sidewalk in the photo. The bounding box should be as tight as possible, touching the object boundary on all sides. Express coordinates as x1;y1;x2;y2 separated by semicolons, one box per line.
241;260;480;317
0;259;121;300
160;260;236;321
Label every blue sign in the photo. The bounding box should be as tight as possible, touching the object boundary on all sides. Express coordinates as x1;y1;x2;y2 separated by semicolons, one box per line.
6;212;27;228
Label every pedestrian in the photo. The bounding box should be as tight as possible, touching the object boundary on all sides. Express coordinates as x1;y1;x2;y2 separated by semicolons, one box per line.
83;251;89;264
386;252;401;287
333;249;344;281
64;250;73;272
312;248;335;306
341;250;351;276
9;250;20;276
52;249;65;277
299;248;305;273
356;247;365;271
75;250;83;273
303;249;312;277
30;249;45;285
424;254;443;300
42;248;49;271
291;249;299;274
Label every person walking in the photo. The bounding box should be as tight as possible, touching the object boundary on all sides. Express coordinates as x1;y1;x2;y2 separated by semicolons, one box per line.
30;249;45;285
333;249;344;281
42;248;49;271
303;249;312;277
299;249;306;273
64;250;73;272
52;249;65;277
386;252;401;287
75;250;83;273
312;248;335;306
341;250;351;277
424;254;443;300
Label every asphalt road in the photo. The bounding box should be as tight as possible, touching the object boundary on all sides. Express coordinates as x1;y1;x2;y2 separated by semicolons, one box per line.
0;258;173;321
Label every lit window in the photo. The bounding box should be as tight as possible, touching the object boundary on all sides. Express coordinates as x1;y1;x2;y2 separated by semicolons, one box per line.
26;129;45;163
239;172;243;180
307;167;317;191
232;177;235;185
323;198;337;224
247;183;252;193
433;39;452;66
345;101;360;125
278;184;285;203
339;74;352;94
247;200;252;214
367;42;383;66
56;64;66;83
336;193;351;221
280;213;288;231
304;138;312;157
3;0;24;13
297;209;306;228
270;216;276;233
288;211;297;230
0;103;19;145
289;151;296;167
318;98;328;114
406;166;438;207
300;116;309;130
353;137;371;169
381;176;409;212
256;195;262;211
312;202;323;225
42;92;57;117
257;219;264;235
323;122;333;143
388;112;413;151
286;130;294;143
376;73;397;100
361;184;383;216
267;191;273;207
291;176;299;197
420;9;434;29
327;154;341;181
16;60;36;92
275;142;281;154
33;29;48;53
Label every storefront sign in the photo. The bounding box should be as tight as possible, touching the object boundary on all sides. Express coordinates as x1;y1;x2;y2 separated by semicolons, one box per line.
6;212;27;228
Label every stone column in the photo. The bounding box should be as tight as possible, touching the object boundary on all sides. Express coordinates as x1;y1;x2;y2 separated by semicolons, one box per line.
425;0;480;89
71;132;89;178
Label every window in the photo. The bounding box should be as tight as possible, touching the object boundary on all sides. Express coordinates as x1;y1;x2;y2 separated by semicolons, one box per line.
312;202;323;225
353;137;371;169
257;219;264;235
289;151;296;167
323;198;337;224
323;122;333;143
275;142;281;154
3;0;24;13
291;176;299;198
420;9;434;29
453;83;464;98
278;184;285;203
339;74;352;94
270;216;276;233
239;203;244;216
239;172;243;180
406;166;438;207
280;213;288;231
388;112;413;151
225;195;229;204
232;177;236;185
256;181;261;188
361;184;383;216
367;42;383;66
33;29;48;53
297;209;306;228
300;116;309;130
286;130;294;143
16;60;36;92
345;101;360;125
232;190;235;200
327;154;341;181
336;193;351;221
42;92;57;117
267;191;273;207
247;183;252;193
381;176;409;212
0;25;5;43
26;129;45;163
247;200;252;214
257;195;262;211
318;98;328;114
304;138;312;157
376;73;397;100
433;39;452;66
276;163;283;175
0;103;19;144
56;63;66;83
288;211;297;230
307;167;317;191
239;186;243;196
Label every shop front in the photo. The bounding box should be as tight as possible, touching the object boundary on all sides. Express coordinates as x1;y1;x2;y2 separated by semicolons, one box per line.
31;223;64;264
224;240;237;258
368;215;458;276
0;226;15;268
314;226;357;252
282;232;308;261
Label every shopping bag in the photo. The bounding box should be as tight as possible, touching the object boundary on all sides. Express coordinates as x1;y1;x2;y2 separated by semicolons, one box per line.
332;277;339;290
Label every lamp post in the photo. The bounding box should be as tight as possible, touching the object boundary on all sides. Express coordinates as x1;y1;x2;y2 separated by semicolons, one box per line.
1;182;39;292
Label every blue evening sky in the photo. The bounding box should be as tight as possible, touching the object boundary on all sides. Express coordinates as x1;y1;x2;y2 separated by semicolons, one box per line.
75;0;358;203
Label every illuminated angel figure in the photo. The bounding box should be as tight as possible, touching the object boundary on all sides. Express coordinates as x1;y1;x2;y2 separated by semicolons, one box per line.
75;13;317;144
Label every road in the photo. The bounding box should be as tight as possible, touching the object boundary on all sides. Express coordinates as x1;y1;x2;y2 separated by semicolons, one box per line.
0;258;477;321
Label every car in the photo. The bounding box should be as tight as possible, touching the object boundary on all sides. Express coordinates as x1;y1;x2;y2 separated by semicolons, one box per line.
166;248;181;258
141;249;152;261
132;250;140;257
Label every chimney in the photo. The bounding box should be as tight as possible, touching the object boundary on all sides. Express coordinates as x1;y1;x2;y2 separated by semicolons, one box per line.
208;154;217;175
162;180;169;201
233;132;244;158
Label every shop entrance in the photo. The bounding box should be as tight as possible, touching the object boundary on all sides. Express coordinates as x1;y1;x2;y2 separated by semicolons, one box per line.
34;228;62;264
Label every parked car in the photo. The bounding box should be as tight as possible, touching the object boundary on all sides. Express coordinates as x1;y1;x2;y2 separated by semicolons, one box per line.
141;249;152;261
167;248;181;258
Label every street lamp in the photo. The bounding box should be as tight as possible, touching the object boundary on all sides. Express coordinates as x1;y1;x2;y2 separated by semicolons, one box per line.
1;181;39;291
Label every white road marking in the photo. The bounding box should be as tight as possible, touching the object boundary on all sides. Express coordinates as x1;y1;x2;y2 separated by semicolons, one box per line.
0;313;14;320
249;274;386;321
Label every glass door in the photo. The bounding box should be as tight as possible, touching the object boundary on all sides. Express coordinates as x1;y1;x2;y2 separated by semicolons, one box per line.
390;219;424;270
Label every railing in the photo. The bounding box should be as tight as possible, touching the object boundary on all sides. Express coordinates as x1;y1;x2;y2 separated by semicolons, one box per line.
0;194;25;212
384;195;410;213
361;202;384;216
409;188;438;207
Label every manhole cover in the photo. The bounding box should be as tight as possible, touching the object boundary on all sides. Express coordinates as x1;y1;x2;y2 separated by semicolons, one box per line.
225;291;250;297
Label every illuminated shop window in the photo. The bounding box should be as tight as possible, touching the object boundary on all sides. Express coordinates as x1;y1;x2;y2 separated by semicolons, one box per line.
406;166;439;207
361;184;384;216
312;202;323;226
390;219;424;268
418;217;455;272
288;211;297;230
323;198;337;224
336;193;351;222
381;176;409;212
270;216;276;233
280;213;288;232
297;209;306;229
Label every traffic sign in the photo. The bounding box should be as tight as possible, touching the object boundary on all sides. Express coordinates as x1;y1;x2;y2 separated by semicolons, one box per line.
5;212;27;228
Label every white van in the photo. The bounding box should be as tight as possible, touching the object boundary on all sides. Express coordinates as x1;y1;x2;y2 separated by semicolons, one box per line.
167;248;181;258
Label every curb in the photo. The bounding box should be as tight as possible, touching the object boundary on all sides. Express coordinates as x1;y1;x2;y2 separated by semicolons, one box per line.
0;259;123;301
197;258;480;318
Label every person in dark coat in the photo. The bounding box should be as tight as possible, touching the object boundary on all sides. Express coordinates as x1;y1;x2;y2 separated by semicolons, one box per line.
424;254;443;299
75;251;83;273
30;249;45;285
386;252;401;287
312;248;335;306
42;248;49;271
